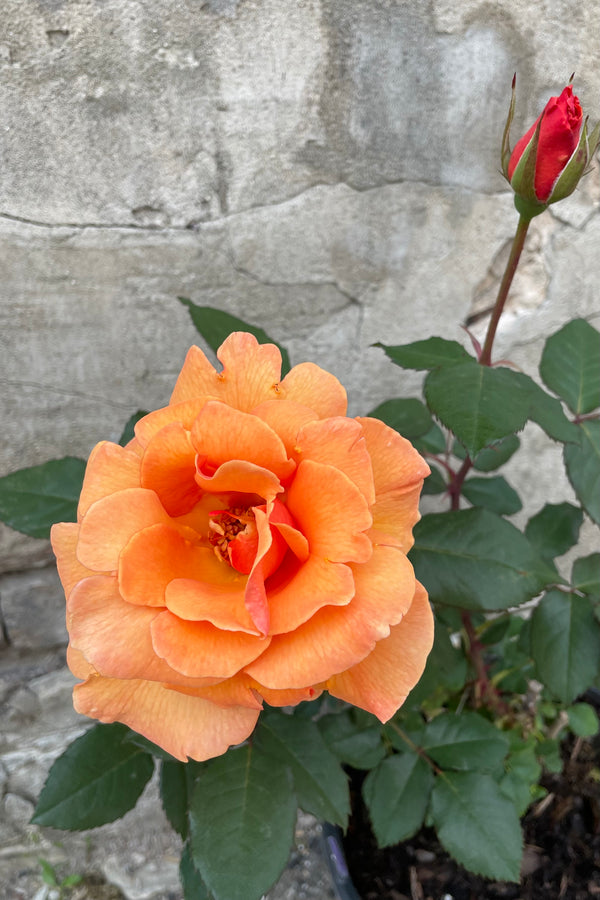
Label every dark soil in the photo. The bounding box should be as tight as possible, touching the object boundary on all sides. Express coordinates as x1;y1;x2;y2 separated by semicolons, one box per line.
344;736;600;900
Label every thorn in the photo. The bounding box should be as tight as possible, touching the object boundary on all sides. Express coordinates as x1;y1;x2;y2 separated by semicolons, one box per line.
512;72;516;89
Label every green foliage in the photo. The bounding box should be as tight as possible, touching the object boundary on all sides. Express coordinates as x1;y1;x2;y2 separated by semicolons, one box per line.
454;433;521;470
420;712;509;772
0;457;85;538
363;753;433;846
368;397;433;439
318;708;386;770
530;590;600;703
540;318;600;415
572;553;600;599
567;703;600;738
564;420;600;524
425;363;531;458
525;502;584;562
461;475;522;515
32;724;154;829
411;508;553;611
189;744;297;900
430;772;523;882
255;710;350;827
179;297;291;376
376;337;473;370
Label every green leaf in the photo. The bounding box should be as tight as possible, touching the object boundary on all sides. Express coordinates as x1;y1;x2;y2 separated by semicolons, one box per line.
525;502;584;562
38;859;58;887
564;420;600;524
178;298;291;376
413;421;447;454
530;590;600;703
425;364;531;458
572;553;600;599
318;710;385;770
540;319;600;414
513;373;580;443
410;508;554;611
499;739;542;815
0;457;86;539
567;702;600;737
376;337;473;370
454;433;521;471
160;760;205;840
119;410;149;446
462;475;522;516
362;753;434;846
189;744;296;900
123;730;181;762
32;724;154;829
421;712;509;772
256;710;350;828
431;771;523;882
368;398;433;439
536;738;563;773
180;843;213;900
421;465;447;496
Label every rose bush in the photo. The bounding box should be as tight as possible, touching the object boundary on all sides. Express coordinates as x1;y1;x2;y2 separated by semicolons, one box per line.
52;333;433;761
502;82;598;211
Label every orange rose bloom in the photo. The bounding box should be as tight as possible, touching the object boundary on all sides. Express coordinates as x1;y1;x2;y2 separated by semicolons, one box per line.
52;334;433;761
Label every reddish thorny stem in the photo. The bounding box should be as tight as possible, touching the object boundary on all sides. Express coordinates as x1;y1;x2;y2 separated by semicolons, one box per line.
457;213;531;711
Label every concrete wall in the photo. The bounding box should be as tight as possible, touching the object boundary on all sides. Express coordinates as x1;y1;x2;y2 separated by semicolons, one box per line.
2;0;600;574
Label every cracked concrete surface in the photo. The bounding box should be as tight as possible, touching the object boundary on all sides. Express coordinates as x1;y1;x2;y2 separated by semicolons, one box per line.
1;1;600;896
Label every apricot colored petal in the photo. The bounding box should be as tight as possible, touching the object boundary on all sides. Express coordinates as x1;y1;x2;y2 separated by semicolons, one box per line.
77;489;170;571
151;610;269;679
368;482;427;553
280;362;347;418
327;582;433;721
357;416;430;494
134;398;209;448
170;336;283;412
250;680;323;707
51;522;96;596
119;523;204;608
166;575;259;634
73;676;260;761
273;521;309;562
251;400;318;456
171;673;263;710
192;401;295;483
195;459;282;500
267;555;354;635
140;422;202;516
67;644;94;679
67;575;217;688
295;417;375;505
245;545;415;688
286;460;372;564
78;442;142;519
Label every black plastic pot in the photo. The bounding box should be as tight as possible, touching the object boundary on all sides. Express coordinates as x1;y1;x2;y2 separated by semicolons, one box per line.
321;823;362;900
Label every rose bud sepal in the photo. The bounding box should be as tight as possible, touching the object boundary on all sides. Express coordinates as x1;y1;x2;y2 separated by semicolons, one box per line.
548;116;600;203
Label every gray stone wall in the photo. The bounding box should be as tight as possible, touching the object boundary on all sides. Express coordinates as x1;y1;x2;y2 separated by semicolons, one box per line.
1;2;599;894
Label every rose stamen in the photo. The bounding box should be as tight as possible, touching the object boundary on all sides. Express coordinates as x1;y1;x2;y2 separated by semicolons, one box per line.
208;507;255;564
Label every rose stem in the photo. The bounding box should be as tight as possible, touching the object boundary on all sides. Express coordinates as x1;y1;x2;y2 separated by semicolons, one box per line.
479;213;531;366
458;212;532;710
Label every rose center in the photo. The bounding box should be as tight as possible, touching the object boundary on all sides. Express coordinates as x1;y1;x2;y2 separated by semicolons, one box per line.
208;507;256;566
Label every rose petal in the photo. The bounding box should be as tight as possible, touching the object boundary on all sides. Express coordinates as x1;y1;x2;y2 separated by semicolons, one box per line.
73;676;260;761
245;545;415;687
194;459;283;500
170;673;263;710
51;522;96;596
68;575;218;688
140;422;202;516
267;555;355;635
166;574;259;634
150;610;269;678
357;417;430;494
367;482;427;553
78;442;142;519
286;460;372;564
327;582;433;721
280;362;347;418
77;489;170;572
294;417;376;505
192;401;295;483
251;400;318;456
250;680;323;707
170;335;283;411
135;398;209;448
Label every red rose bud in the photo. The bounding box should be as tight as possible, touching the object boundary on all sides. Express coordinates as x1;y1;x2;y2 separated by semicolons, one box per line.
501;78;599;218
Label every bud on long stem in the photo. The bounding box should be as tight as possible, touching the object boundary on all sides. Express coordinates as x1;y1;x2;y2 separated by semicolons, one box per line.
479;214;531;366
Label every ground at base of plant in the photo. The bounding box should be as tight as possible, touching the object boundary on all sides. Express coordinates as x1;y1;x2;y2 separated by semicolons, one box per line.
343;733;600;900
